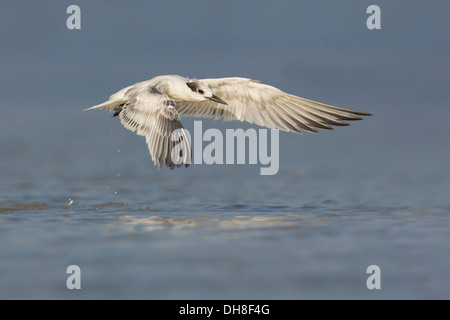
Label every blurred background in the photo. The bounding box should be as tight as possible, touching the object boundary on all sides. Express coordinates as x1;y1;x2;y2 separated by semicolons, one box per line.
0;0;449;299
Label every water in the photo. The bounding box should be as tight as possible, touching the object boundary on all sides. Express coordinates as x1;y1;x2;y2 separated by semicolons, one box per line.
1;1;450;299
1;105;449;299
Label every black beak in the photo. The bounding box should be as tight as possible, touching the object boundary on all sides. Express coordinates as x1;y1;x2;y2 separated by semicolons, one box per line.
208;94;228;105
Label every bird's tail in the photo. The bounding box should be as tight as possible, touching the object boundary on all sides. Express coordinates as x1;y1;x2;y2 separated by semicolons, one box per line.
82;99;128;112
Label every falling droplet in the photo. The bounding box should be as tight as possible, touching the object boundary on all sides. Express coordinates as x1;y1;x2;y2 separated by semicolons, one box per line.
65;198;74;209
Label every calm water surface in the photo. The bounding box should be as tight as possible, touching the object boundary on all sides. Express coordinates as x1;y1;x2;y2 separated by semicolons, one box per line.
1;104;449;299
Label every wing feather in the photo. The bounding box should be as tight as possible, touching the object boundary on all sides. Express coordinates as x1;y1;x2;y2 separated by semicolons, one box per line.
176;77;371;133
118;90;190;169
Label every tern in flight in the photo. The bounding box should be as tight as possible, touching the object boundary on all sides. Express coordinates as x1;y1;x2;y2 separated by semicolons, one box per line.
83;75;371;169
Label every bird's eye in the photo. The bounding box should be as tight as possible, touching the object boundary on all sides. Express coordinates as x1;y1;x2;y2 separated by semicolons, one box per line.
198;89;204;94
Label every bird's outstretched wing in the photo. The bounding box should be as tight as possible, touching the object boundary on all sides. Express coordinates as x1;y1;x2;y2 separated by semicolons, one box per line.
117;90;191;169
176;77;371;133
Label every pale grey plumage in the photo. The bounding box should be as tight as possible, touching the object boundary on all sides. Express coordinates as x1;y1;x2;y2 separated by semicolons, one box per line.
117;90;190;169
83;75;371;169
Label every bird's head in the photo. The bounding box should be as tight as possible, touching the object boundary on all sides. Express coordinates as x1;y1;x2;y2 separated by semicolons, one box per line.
185;81;227;105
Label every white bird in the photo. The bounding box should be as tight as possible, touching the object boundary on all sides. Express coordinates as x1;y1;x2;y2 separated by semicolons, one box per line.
83;75;371;169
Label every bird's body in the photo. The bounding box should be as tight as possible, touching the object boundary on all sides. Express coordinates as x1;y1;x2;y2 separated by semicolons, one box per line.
83;75;371;169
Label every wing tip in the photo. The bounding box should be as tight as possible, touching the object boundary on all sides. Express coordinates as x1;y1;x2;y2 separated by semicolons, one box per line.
347;110;372;117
